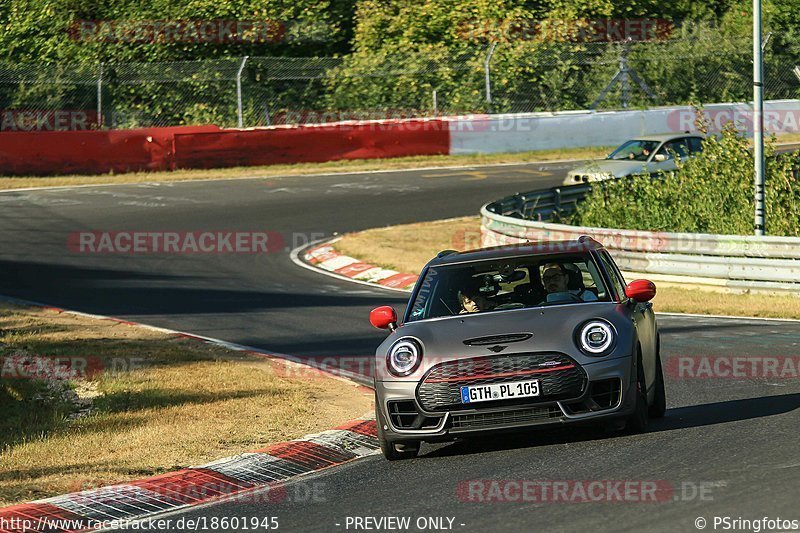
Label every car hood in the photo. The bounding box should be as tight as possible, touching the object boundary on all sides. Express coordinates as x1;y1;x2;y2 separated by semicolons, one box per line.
568;159;649;177
375;302;636;382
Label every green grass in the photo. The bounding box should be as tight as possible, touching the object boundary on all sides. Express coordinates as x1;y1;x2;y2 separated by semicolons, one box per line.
0;302;371;506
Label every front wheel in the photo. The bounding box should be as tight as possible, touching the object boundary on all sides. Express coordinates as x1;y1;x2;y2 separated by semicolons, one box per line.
376;397;420;460
625;353;649;434
649;346;667;418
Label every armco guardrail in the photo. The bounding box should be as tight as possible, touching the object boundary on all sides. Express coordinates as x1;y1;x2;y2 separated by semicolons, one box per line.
481;201;800;294
485;184;591;222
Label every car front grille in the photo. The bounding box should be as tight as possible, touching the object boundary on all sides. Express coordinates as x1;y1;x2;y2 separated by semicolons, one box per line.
450;405;562;430
416;352;586;412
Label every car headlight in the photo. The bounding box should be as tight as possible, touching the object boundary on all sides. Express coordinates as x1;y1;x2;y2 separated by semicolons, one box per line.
576;320;615;356
387;338;422;376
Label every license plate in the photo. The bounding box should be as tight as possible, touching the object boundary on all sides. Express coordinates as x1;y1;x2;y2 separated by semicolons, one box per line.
460;380;540;404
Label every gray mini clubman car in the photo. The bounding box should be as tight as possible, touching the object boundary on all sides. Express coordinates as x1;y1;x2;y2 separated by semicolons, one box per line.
369;237;666;460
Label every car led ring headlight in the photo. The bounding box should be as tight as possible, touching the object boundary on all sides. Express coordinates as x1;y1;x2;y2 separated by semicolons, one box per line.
387;338;422;377
577;320;615;356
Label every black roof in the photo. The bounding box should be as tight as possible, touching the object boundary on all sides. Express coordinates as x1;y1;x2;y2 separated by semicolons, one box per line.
428;237;605;268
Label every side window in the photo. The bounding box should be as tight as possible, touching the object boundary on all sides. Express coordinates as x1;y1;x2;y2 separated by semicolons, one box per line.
598;252;626;301
666;139;689;159
687;137;703;154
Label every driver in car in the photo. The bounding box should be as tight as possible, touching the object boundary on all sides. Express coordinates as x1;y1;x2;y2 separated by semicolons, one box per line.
541;263;598;303
458;279;497;314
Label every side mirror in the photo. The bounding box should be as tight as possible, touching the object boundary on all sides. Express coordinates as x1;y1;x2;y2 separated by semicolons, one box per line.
625;279;657;303
653;153;668;162
369;306;397;331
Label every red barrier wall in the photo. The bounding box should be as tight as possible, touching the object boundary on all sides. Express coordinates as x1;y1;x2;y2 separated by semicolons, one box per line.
0;125;219;176
173;120;450;169
0;120;449;176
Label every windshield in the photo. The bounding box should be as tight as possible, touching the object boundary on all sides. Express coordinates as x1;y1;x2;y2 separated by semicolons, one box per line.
406;253;611;322
607;140;660;161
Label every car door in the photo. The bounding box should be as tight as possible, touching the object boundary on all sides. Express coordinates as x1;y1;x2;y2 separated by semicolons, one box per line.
645;142;673;176
651;138;690;174
598;251;658;392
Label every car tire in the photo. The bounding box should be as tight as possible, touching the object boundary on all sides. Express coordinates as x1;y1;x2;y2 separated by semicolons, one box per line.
376;396;420;461
625;352;649;434
648;341;667;419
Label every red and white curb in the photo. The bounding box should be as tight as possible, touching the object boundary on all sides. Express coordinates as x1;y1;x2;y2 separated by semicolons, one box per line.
0;420;378;533
0;296;379;532
296;238;417;292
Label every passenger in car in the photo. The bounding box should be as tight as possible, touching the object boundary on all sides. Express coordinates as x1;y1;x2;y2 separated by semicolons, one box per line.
541;263;598;303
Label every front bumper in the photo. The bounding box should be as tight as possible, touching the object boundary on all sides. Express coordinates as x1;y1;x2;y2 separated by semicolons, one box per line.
375;355;635;442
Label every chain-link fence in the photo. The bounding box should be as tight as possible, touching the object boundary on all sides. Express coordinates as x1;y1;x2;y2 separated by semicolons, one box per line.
1;37;798;130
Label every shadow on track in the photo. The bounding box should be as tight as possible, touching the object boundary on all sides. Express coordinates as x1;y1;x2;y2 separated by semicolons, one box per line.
0;259;404;316
422;393;800;459
650;393;800;430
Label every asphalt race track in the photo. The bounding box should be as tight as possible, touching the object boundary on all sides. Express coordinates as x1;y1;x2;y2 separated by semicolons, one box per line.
0;161;574;363
1;159;799;532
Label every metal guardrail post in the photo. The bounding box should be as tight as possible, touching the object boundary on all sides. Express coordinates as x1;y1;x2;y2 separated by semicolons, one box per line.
236;56;249;129
753;0;766;236
552;187;562;221
484;43;497;112
96;63;103;129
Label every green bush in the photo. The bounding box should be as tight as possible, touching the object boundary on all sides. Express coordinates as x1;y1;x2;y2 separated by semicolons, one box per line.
571;122;800;236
